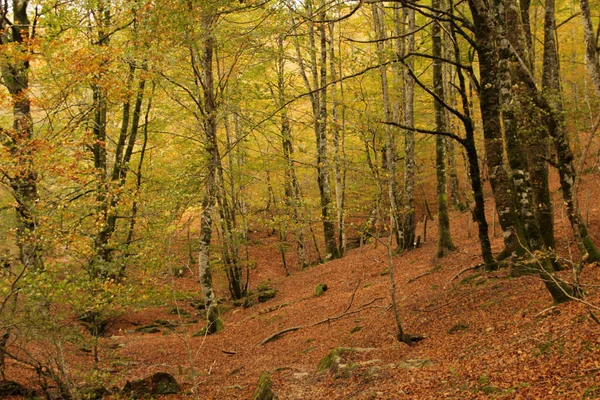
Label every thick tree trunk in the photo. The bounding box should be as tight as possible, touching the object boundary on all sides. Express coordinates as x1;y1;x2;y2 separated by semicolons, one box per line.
468;0;527;260
500;0;555;250
198;174;220;334
433;0;455;257
469;0;572;303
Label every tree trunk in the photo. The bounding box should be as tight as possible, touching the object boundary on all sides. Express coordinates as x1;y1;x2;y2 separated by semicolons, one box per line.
579;0;600;95
468;0;527;260
276;34;309;270
398;5;417;251
469;0;572;303
0;0;42;270
329;23;346;256
316;7;339;261
541;0;600;261
291;0;338;261
448;14;497;270
372;3;403;249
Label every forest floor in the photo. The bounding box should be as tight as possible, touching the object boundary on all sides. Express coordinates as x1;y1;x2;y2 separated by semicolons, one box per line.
7;173;600;399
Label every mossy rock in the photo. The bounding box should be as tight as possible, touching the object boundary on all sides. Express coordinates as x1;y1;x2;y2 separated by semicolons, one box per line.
135;319;178;334
135;326;161;334
317;348;357;378
250;371;276;400
169;307;190;316
315;283;328;296
398;358;433;369
258;289;277;302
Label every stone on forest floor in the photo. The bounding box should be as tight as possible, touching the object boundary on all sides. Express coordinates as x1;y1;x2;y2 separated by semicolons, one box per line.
317;348;359;378
315;283;328;296
398;358;434;369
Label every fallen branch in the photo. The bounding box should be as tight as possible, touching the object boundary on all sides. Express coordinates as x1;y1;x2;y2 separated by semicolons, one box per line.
260;300;386;345
407;268;438;284
222;349;237;355
261;327;302;345
448;264;482;285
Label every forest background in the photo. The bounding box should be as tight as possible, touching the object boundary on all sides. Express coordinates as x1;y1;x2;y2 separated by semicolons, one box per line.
1;0;600;397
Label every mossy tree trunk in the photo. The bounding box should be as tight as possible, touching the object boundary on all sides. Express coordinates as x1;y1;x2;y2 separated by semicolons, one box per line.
0;0;42;271
541;0;600;261
468;0;527;261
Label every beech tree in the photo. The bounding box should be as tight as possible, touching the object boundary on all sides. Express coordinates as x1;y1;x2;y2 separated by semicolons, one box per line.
0;0;42;271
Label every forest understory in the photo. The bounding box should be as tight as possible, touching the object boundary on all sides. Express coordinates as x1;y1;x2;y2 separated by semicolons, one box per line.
5;171;600;400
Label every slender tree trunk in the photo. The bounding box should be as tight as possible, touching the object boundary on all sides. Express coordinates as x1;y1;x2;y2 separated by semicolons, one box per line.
192;9;220;331
276;35;309;270
316;7;339;261
398;6;417;251
291;1;338;261
448;14;497;269
372;3;403;249
579;0;600;95
520;0;535;73
329;23;346;256
432;0;455;257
